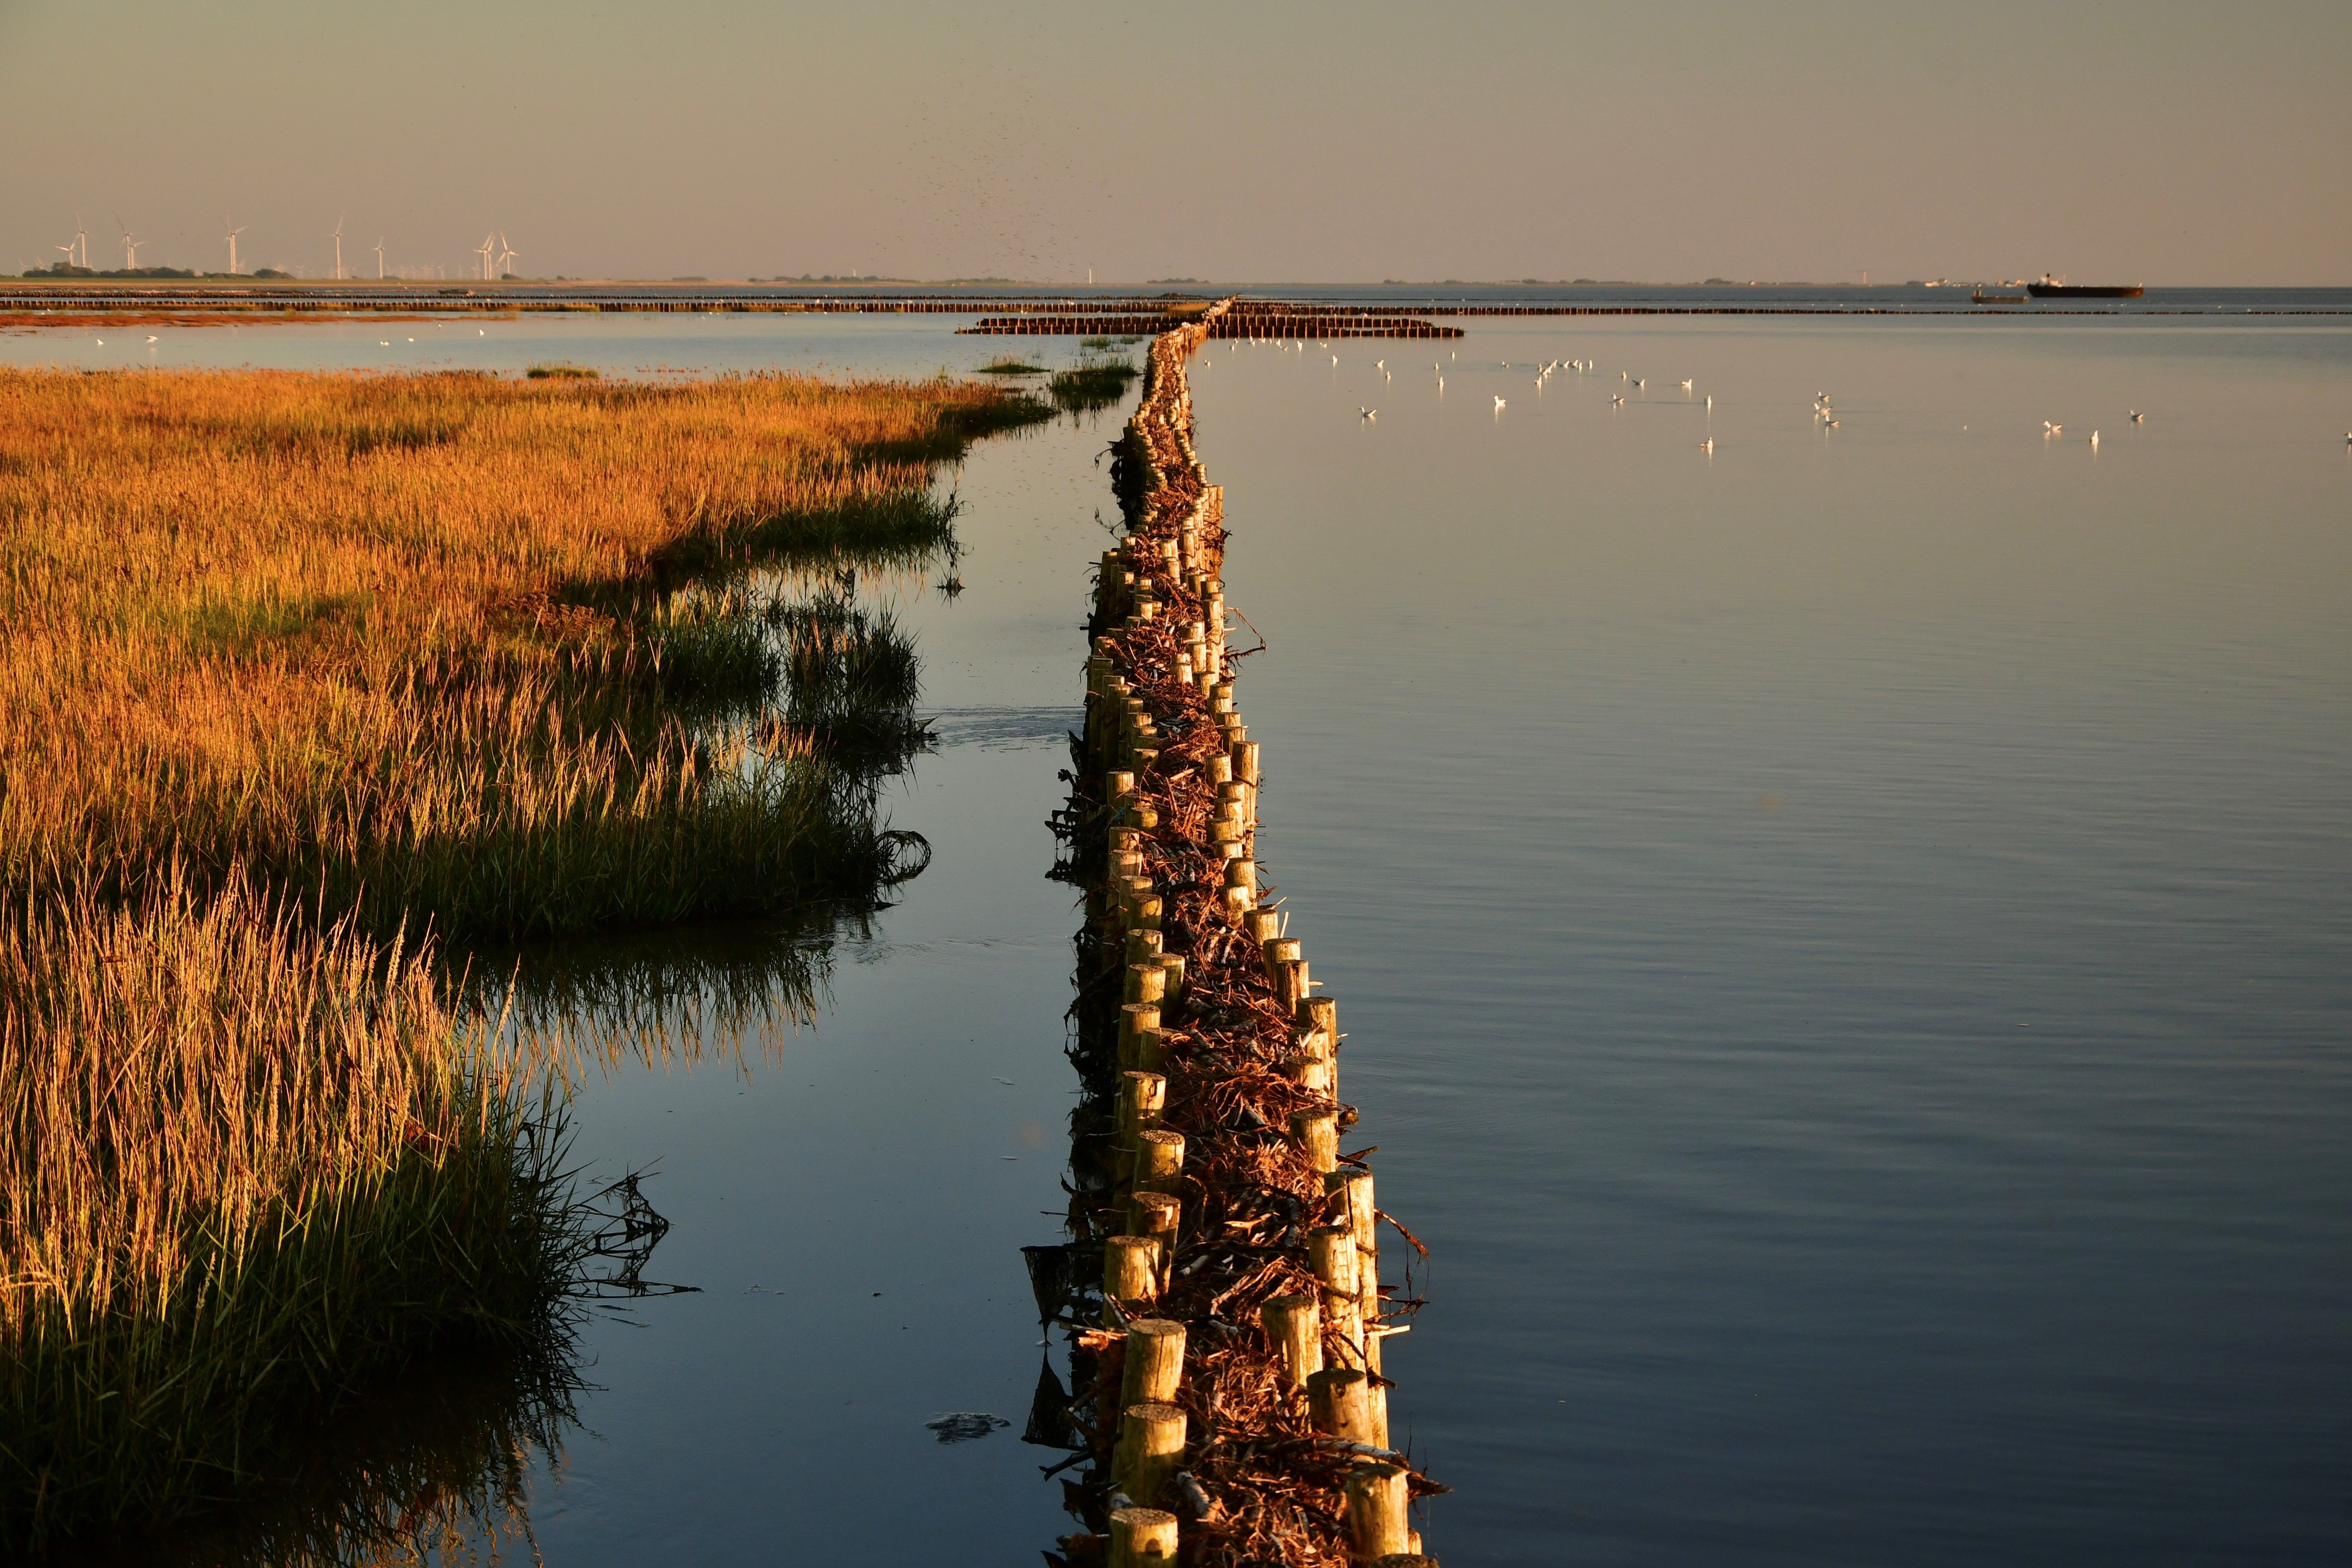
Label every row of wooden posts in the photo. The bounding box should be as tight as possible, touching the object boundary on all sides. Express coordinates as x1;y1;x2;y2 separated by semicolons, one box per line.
1055;302;1438;1568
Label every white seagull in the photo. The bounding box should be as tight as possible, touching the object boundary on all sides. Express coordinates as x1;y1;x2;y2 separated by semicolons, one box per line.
1681;378;1693;390
1610;394;1625;406
2130;411;2145;423
1699;438;1714;453
1359;407;1377;422
1494;395;1507;410
2089;430;2100;446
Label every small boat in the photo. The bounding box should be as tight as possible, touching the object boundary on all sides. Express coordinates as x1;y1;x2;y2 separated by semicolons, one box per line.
2026;274;2144;299
1972;291;2027;305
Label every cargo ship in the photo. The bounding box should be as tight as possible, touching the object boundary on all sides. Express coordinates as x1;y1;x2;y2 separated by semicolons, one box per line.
2026;274;2144;299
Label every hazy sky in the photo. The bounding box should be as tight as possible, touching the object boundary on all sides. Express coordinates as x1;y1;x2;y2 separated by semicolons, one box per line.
3;0;2344;284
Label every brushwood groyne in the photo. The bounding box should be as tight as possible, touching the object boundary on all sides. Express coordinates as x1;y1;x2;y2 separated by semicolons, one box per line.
1028;301;1441;1568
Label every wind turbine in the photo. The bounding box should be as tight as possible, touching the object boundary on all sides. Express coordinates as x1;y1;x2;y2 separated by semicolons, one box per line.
494;232;517;279
115;214;143;270
53;241;76;271
474;232;495;280
223;218;246;275
332;214;345;281
74;212;89;269
373;236;386;280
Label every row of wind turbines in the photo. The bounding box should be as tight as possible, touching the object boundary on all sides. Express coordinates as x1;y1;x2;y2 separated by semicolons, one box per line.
51;212;520;280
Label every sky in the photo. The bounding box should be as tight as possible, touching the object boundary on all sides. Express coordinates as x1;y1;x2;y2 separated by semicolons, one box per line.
1;0;2345;285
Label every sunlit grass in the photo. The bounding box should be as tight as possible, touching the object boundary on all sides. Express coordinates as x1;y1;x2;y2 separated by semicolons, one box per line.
0;364;1048;1549
0;364;1043;937
0;866;574;1549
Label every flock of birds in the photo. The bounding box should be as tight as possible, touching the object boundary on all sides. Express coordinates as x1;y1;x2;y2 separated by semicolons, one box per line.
1240;338;2221;454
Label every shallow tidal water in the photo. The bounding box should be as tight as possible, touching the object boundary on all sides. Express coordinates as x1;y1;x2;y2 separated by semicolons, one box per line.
14;306;2346;1562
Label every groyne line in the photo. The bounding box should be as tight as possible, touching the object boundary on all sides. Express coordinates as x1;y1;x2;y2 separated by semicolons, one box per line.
1033;301;1441;1568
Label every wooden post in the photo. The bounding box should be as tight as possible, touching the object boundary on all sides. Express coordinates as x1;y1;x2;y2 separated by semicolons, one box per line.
1263;938;1307;1013
1104;1235;1160;1318
1292;1108;1339;1174
1306;1368;1372;1441
1224;857;1257;899
1116;1071;1166;1184
1114;1402;1187;1505
1108;1506;1179;1568
1118;1003;1162;1074
1120;1318;1187;1407
1345;1464;1413;1562
1157;953;1186;1010
1244;909;1281;947
1124;961;1167;1008
1309;1223;1363;1354
1233;740;1261;786
1125;929;1164;966
1134;1127;1185;1192
1285;1052;1336;1097
1326;1168;1378;1268
1261;1293;1323;1388
1129;1190;1181;1280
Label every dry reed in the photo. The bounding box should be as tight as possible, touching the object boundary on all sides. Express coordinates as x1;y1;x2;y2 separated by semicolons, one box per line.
0;363;1045;1549
0;864;571;1548
0;364;1040;938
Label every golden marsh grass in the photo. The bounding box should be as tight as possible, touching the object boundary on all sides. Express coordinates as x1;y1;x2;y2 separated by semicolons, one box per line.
0;363;1043;1548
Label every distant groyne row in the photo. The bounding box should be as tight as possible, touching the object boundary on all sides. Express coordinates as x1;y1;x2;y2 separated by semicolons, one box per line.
1028;301;1441;1568
6;285;2308;329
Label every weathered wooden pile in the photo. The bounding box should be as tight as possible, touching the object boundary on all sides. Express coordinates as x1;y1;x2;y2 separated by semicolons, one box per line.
1034;302;1442;1568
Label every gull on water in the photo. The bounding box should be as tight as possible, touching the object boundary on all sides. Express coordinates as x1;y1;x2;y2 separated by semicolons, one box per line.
1360;407;1377;421
2130;411;2145;423
2089;430;2100;446
1705;395;1713;409
1681;379;1693;390
1494;395;1507;409
2044;422;2063;436
1611;394;1625;405
1700;438;1714;452
146;335;158;343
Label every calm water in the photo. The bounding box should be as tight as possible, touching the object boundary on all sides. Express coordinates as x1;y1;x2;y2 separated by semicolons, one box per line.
14;308;2346;1562
1195;316;2352;1564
